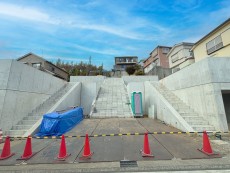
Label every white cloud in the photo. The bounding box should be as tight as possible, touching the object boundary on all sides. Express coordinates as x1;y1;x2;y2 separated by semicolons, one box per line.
0;2;167;41
73;44;120;56
0;2;60;24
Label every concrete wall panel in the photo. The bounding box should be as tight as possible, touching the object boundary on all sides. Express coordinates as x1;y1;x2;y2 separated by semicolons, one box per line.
52;82;81;112
70;76;105;83
0;60;12;89
0;60;67;131
160;57;230;131
0;90;6;120
123;76;158;85
26;83;82;136
80;82;97;115
1;90;48;131
144;82;193;131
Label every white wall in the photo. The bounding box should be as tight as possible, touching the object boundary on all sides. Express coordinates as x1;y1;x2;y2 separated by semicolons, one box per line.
0;60;66;131
160;57;230;131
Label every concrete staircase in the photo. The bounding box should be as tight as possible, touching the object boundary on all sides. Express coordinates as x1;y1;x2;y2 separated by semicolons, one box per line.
5;83;74;137
153;84;215;131
91;78;132;118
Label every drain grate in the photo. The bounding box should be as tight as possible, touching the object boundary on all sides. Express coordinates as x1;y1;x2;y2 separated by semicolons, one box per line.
120;160;138;168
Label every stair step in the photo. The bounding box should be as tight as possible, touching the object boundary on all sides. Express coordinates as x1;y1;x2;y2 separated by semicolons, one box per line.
23;116;42;120
173;105;190;110
180;113;198;116
192;125;215;131
5;130;27;137
177;109;194;113
186;120;207;125
12;125;31;130
19;120;38;125
183;116;203;121
166;97;181;101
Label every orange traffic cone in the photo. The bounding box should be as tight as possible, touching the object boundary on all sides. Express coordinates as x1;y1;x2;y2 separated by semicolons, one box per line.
141;132;154;157
19;136;36;160
57;135;71;160
0;136;15;160
80;134;93;159
198;131;218;155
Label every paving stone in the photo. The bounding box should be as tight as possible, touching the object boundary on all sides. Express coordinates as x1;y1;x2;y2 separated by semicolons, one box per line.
91;78;132;118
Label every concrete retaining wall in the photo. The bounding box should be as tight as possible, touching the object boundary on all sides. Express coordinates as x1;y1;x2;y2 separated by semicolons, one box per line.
70;76;105;115
26;82;81;136
122;76;158;85
0;60;66;131
70;76;105;95
144;81;193;131
160;57;230;131
81;82;98;115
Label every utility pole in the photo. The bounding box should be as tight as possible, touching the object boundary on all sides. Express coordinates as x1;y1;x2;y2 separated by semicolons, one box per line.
89;56;91;65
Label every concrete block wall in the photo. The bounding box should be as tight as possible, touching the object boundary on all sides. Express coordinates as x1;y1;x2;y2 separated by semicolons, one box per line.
0;60;66;131
160;57;230;131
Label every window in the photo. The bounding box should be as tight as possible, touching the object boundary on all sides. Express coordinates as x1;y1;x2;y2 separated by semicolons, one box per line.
206;35;223;55
162;47;170;54
32;63;41;69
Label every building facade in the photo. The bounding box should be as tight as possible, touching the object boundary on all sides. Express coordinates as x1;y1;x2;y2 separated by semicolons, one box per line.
167;42;194;73
17;53;69;81
192;18;230;61
114;56;138;71
143;46;171;74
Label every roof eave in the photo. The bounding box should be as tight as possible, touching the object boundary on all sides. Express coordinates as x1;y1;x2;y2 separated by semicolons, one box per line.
192;18;230;50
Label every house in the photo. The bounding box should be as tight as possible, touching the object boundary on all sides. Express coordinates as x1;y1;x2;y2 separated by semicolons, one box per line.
114;56;138;71
167;42;194;73
17;53;69;81
143;46;171;74
191;18;230;61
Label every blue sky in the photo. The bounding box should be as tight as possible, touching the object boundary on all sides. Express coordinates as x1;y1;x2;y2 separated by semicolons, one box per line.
0;0;229;70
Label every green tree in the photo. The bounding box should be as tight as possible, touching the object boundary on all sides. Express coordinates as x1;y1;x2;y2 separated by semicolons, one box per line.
125;66;136;75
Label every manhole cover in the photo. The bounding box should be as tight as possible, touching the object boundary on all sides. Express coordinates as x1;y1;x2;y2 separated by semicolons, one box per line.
120;160;138;168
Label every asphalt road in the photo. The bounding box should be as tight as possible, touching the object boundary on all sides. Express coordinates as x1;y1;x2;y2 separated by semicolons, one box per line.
0;118;222;166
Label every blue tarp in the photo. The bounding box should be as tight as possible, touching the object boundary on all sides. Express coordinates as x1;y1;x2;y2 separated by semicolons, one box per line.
36;107;83;137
